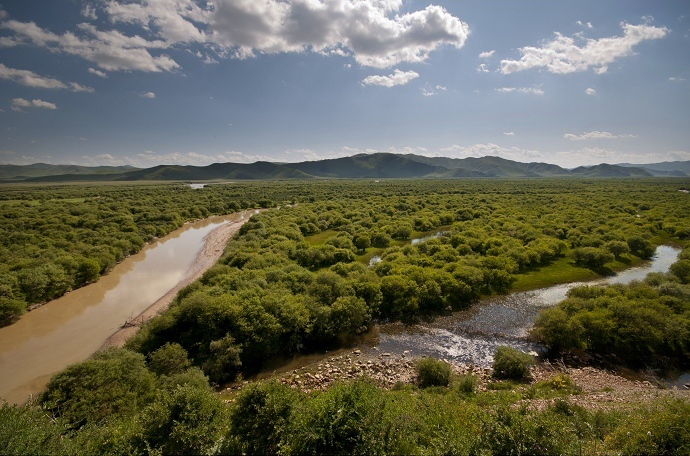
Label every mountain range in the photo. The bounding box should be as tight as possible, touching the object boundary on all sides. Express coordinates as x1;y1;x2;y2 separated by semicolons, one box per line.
1;154;688;182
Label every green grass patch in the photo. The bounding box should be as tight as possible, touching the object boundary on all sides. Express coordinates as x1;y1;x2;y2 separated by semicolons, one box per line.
511;250;647;292
303;229;339;246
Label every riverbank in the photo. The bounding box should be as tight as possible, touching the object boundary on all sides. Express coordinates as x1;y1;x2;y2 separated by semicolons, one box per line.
222;350;690;410
101;210;258;349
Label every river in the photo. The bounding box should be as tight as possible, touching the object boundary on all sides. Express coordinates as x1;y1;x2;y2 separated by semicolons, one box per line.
0;212;250;405
253;245;684;386
372;245;682;369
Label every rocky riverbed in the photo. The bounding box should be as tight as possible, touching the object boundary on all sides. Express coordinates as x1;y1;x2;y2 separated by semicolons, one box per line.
223;350;690;410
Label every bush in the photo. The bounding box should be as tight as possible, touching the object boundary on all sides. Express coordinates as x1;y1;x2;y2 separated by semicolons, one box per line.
492;346;534;380
39;348;157;426
455;374;478;395
416;358;451;388
227;381;298;455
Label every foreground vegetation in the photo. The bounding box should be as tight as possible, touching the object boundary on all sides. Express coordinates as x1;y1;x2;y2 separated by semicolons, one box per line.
2;355;689;455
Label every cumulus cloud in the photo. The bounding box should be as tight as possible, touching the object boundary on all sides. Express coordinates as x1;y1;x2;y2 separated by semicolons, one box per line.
503;131;515;136
208;1;470;68
140;91;156;98
479;50;495;58
88;67;108;78
11;98;57;111
563;131;636;140
585;87;596;95
440;143;543;161
495;86;544;95
476;63;489;73
2;1;469;71
669;77;686;82
362;69;419;87
576;20;593;29
501;22;668;75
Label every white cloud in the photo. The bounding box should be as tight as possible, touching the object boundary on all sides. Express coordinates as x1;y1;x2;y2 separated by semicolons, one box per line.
362;69;419;87
576;20;593;29
556;148;690;168
208;1;469;68
669;77;686;82
82;5;98;20
88;68;108;78
585;87;596;95
11;98;57;111
420;84;446;97
479;50;495;58
0;64;95;93
3;1;469;71
476;63;489;73
140;91;156;98
96;153;114;160
563;131;636;140
503;131;515;136
2;19;179;72
440;143;543;161
70;82;95;93
0;63;67;88
495;86;544;95
501;22;668;74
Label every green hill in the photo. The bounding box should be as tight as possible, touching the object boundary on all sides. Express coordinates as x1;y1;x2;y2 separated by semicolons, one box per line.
289;153;445;178
9;153;685;182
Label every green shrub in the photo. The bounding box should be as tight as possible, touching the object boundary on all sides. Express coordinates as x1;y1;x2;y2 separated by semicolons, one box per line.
147;342;191;376
285;378;388;455
227;381;298;455
455;374;478;395
416;358;451;388
39;348;157;426
492;346;534;380
607;399;690;455
0;402;70;455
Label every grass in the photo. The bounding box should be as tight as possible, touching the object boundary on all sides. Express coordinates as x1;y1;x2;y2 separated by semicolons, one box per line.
510;250;647;292
303;229;339;246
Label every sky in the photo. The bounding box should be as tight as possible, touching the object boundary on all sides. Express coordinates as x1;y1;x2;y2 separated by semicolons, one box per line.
0;0;689;169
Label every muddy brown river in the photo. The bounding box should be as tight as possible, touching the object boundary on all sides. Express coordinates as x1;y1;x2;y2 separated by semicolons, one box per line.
0;212;250;405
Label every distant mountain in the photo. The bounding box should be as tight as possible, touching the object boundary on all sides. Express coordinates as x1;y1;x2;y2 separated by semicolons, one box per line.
616;161;690;177
0;163;139;182
7;153;689;182
404;155;570;177
570;164;653;177
24;161;313;182
289;153;446;178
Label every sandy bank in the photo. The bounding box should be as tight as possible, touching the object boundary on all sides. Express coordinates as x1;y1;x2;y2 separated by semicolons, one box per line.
101;210;257;349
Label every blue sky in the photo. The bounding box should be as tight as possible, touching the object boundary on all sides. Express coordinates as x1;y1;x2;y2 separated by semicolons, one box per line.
0;0;688;168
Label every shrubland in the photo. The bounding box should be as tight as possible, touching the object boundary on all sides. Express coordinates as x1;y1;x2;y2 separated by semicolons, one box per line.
2;178;690;454
125;179;690;382
533;244;690;365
